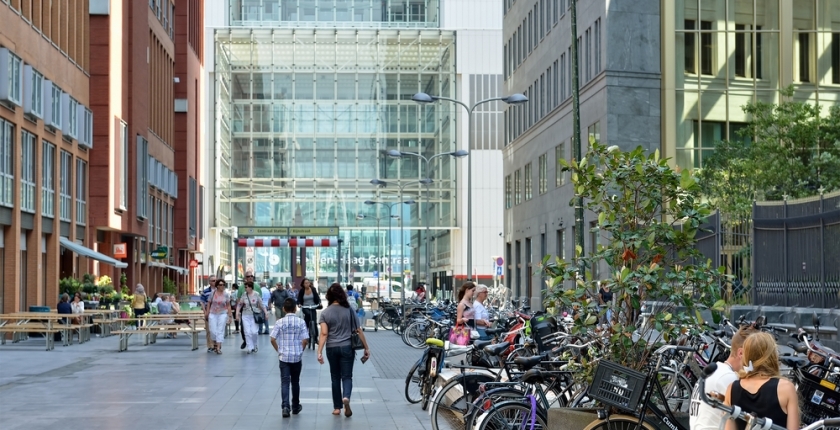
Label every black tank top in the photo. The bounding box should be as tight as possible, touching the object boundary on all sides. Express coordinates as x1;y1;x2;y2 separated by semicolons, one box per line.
730;378;787;430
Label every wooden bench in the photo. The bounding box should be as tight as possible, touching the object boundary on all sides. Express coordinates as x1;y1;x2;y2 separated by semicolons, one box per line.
112;326;206;352
0;324;61;350
92;318;119;337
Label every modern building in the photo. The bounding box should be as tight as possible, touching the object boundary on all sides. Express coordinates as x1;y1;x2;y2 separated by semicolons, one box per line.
503;0;840;309
0;1;97;313
87;0;203;295
204;0;508;297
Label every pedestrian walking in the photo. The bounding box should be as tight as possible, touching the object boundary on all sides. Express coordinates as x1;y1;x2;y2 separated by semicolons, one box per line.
132;284;149;327
270;298;309;418
230;284;240;334
201;276;215;352
271;282;291;320
237;281;267;354
205;279;231;354
317;283;371;417
260;281;272;334
239;272;254;349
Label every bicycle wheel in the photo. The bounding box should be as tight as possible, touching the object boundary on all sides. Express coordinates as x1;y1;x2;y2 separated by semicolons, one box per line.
475;400;549;430
404;322;430;349
581;414;655;430
405;360;424;404
378;313;395;331
309;320;317;350
463;387;527;430
654;369;693;414
429;372;496;430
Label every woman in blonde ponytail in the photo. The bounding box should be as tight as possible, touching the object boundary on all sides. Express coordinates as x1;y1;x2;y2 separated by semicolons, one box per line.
723;332;799;430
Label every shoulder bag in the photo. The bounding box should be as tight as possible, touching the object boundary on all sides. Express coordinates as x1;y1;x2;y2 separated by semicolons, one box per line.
348;307;365;350
248;293;265;325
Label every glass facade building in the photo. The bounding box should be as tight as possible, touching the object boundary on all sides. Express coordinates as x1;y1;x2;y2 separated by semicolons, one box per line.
213;8;458;280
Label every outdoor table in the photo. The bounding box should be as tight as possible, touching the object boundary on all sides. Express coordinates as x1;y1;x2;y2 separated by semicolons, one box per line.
113;313;205;351
0;312;93;350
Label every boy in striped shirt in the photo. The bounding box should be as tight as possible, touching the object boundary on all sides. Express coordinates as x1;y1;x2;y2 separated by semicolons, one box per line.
270;298;310;418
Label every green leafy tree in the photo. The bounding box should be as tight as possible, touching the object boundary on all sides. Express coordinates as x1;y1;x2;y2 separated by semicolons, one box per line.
699;86;840;217
543;142;725;375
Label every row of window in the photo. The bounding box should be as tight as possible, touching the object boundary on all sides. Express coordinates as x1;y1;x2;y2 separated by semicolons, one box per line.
505;121;600;208
504;0;562;79
148;196;174;252
149;0;176;39
0;48;93;147
682;20;840;84
505;18;601;145
0;117;86;223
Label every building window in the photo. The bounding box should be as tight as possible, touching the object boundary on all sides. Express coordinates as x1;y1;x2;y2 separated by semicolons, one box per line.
1;50;23;106
66;96;79;139
538;153;547;195
833;33;840;84
797;32;812;83
685;20;697;74
120;121;128;210
524;163;533;201
557;228;566;261
555;142;566;187
20;130;36;213
41;141;55;217
588;121;601;145
505;174;512;209
735;24;763;79
514;169;522;205
189;177;197;236
59;150;72;221
50;85;62;130
76;159;86;225
735;24;747;77
137;136;149;219
559;53;565;101
594;19;601;75
585;27;591;82
27;68;43;117
0;118;11;208
700;21;713;75
539;73;545;119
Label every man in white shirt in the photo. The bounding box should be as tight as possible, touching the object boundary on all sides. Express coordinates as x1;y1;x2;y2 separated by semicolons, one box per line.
689;326;757;430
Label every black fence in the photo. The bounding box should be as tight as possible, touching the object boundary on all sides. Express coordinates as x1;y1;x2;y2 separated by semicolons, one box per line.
752;192;840;308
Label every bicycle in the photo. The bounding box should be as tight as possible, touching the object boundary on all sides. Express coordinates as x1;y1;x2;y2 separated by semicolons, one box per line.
300;304;319;350
405;338;447;410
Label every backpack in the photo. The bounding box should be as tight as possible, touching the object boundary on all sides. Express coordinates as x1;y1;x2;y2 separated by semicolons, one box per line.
348;291;362;315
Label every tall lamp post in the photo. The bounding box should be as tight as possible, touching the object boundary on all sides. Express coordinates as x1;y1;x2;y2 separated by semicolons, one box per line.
365;197;416;307
384;149;468;299
411;92;528;283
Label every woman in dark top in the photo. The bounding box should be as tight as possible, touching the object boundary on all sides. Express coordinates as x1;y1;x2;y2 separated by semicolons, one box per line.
598;284;613;324
724;332;799;430
57;293;72;323
297;277;323;343
316;283;370;417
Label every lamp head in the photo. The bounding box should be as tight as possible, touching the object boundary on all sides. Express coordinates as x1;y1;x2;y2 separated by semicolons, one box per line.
419;178;433;185
356;214;366;220
451;149;469;158
364;200;376;205
502;93;529;105
370;179;388;187
386;149;403;158
403;199;416;205
411;92;435;104
390;215;400;219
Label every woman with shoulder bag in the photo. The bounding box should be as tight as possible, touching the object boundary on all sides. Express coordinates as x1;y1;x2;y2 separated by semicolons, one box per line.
317;283;370;417
205;279;232;354
132;284;149;327
236;281;266;354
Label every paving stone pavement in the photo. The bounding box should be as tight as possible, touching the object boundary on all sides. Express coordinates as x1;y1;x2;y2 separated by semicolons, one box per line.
0;326;449;430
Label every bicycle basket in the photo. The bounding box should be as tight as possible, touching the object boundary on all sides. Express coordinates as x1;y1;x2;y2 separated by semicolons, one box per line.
795;368;840;424
587;360;648;412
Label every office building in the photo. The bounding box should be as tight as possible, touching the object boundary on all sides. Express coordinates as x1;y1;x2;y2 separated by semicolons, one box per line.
503;0;840;309
204;0;505;296
88;0;204;295
0;1;96;313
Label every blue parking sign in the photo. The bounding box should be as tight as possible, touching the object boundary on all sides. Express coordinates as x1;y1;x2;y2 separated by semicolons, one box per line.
495;266;503;276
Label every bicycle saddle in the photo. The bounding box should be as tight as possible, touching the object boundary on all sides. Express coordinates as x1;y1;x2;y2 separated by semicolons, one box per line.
485;328;504;336
513;355;543;370
787;342;809;354
483;342;510;356
780;356;809;369
472;339;493;350
520;369;544;384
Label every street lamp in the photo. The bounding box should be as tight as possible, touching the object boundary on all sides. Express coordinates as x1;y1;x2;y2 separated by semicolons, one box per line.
384;150;469;297
365;197;416;306
412;92;528;284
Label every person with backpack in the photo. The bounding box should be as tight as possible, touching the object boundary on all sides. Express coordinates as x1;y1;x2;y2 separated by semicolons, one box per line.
272;283;291;319
345;284;364;324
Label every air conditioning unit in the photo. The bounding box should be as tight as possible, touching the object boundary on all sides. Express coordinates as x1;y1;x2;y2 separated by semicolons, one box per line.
0;48;23;106
23;65;43;119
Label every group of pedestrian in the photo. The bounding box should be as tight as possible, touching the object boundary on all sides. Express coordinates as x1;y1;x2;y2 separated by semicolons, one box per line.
455;281;493;341
198;272;371;419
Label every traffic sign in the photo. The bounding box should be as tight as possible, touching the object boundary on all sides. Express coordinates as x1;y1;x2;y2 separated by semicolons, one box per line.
496;257;504;266
373;270;379;279
189;259;199;268
495;266;503;276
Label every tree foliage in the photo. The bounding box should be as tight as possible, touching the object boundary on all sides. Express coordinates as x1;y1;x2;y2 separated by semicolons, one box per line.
698;87;840;217
543;142;724;375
